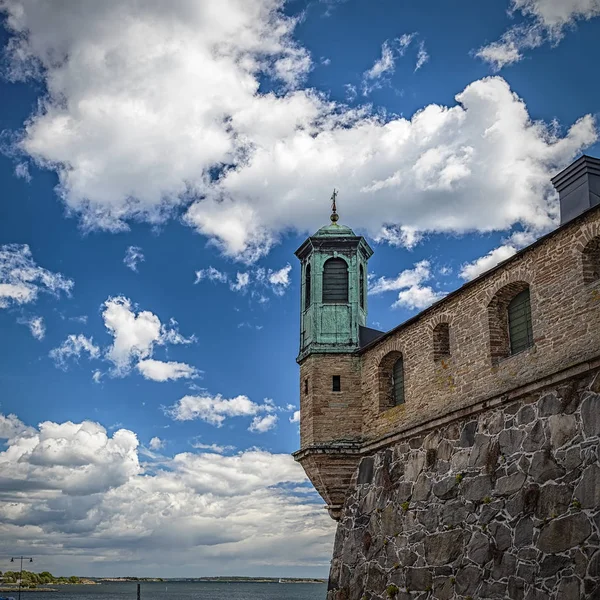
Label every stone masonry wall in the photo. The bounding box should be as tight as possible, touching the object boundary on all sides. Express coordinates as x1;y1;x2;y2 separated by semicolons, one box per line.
358;208;600;444
327;368;600;600
300;353;363;447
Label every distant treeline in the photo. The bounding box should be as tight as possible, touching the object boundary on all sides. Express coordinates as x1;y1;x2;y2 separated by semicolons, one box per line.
0;570;79;588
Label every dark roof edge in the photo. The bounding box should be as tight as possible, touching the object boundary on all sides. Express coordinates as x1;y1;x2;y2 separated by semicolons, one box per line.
358;202;600;354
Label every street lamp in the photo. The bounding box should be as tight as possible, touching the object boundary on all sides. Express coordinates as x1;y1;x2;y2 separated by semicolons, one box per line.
9;556;33;600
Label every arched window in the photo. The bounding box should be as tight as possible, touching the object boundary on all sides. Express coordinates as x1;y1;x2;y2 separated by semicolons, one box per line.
582;237;600;284
322;258;348;303
392;357;405;406
305;263;312;309
488;282;533;362
508;289;533;355
359;264;365;310
433;323;450;360
378;351;405;411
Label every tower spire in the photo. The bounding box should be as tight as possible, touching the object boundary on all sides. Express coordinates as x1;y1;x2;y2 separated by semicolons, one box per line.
330;189;339;223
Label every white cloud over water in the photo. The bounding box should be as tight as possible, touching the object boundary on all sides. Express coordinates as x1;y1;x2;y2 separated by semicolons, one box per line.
0;413;333;576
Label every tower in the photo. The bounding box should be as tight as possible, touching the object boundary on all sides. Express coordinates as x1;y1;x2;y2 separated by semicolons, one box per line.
293;192;374;519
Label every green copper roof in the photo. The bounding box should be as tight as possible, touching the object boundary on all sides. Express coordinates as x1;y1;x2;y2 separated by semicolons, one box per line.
313;222;356;237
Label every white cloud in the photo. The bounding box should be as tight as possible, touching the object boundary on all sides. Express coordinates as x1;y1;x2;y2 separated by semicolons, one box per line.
49;334;101;369
194;267;228;285
290;410;300;423
370;260;445;310
248;414;278;433
19;315;45;340
0;244;73;309
0;413;333;574
102;296;195;375
123;246;145;272
459;244;518;281
92;370;102;384
362;34;415;94
477;0;600;70
194;264;292;297
230;272;250;292
415;40;429;71
136;359;199;382
14;162;31;181
190;440;236;454
459;228;540;281
2;3;597;263
369;260;432;295
0;417;140;495
148;436;165;450
266;264;292;295
166;394;276;427
392;285;445;310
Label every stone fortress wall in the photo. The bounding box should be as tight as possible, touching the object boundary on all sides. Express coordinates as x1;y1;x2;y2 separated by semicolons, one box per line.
326;365;600;600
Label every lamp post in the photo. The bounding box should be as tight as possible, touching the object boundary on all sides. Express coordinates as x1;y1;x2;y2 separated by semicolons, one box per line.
10;556;33;600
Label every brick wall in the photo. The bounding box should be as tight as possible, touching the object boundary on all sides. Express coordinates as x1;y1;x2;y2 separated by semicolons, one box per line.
359;207;600;443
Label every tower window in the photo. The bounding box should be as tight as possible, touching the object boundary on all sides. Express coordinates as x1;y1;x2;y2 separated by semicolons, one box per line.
332;375;341;392
508;289;533;355
305;263;312;309
304;378;308;394
323;258;348;303
360;264;365;309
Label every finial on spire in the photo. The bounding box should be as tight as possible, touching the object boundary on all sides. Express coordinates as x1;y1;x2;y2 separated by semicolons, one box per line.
330;189;339;223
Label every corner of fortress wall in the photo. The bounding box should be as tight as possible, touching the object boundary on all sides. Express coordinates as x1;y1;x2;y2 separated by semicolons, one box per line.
326;364;600;600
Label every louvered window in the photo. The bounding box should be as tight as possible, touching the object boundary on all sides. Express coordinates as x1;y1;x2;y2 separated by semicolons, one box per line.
323;258;348;303
392;358;405;405
305;264;312;309
508;289;533;355
360;264;365;309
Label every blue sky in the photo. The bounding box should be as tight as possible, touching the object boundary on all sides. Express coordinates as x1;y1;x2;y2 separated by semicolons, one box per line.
1;0;599;577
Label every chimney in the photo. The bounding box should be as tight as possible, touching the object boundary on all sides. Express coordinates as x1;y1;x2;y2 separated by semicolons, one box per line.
552;155;600;225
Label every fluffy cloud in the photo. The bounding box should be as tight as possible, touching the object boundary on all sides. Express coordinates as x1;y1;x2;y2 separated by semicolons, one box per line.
0;244;73;308
459;244;518;281
2;3;595;263
369;260;445;310
0;418;140;495
166;394;277;427
49;334;101;369
289;410;300;424
123;246;145;272
102;296;195;375
0;413;333;575
477;0;600;70
148;436;165;451
136;359;199;382
248;414;279;433
19;315;45;340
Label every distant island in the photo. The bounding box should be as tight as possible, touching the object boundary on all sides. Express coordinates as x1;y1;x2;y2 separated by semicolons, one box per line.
94;576;325;584
1;571;326;589
0;570;97;592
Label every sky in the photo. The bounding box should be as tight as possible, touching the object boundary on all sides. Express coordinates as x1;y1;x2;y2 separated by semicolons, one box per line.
0;0;599;579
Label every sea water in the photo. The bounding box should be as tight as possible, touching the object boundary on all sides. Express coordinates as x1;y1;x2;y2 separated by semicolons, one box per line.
8;581;327;600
